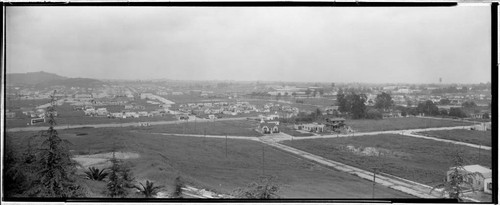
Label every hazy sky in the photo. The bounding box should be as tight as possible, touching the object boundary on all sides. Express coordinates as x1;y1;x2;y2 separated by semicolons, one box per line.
6;6;491;84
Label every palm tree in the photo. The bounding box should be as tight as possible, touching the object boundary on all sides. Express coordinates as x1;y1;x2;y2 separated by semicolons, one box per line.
84;167;108;181
136;180;163;198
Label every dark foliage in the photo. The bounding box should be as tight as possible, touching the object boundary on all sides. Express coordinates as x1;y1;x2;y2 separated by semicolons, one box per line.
172;176;184;198
416;100;439;116
233;176;281;199
430;151;483;202
374;92;393;110
84;167;109;181
23;91;85;197
106;152;133;198
136;180;163;198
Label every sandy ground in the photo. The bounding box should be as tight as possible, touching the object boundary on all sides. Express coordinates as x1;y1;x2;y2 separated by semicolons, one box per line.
73;152;140;169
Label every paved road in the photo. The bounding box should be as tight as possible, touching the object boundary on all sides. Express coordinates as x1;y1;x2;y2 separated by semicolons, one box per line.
5;117;249;132
277;125;475;142
414;116;483;124
401;132;491;150
150;132;259;141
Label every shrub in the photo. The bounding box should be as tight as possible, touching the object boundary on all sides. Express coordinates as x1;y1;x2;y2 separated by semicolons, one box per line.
84;167;109;181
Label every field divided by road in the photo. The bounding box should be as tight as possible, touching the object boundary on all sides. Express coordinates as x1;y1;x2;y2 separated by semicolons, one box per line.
6;128;412;198
345;117;474;132
281;134;492;187
416;129;492;147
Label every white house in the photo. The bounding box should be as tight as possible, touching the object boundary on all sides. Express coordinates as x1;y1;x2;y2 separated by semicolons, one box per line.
484;178;492;194
446;165;492;192
258;122;280;134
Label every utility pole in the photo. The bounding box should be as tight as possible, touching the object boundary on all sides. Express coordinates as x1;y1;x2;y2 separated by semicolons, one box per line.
372;168;377;199
203;128;206;146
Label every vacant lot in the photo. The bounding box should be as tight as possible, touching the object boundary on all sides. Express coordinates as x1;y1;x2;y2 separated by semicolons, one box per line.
282;134;491;187
279;125;315;137
417;129;492;147
346;117;473;132
131;119;263;137
6;128;412;198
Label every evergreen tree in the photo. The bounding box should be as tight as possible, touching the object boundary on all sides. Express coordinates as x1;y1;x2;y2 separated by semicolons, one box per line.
27;91;84;197
430;151;483;202
106;152;129;198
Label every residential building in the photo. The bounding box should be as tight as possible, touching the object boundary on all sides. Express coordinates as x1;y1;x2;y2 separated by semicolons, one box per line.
258;121;280;134
446;165;492;193
294;123;325;132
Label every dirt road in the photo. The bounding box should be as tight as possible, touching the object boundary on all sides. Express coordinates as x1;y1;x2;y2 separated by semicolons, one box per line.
5;117;249;132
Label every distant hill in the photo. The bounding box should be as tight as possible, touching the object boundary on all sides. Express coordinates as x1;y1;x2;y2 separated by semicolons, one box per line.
7;71;67;85
6;71;106;88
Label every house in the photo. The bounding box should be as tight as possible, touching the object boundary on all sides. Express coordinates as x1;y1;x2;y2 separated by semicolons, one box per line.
471;122;491;131
294;123;325;132
260;114;279;121
382;110;402;118
84;108;96;116
446;165;492;193
484;178;493;194
258;121;280;134
325;118;346;129
325;106;339;115
96;108;108;116
124;112;139;118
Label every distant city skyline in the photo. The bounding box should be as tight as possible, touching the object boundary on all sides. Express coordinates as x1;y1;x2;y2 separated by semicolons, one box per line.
6;6;491;84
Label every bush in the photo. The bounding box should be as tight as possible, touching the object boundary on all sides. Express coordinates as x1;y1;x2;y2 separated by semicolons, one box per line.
233;176;280;199
365;109;382;120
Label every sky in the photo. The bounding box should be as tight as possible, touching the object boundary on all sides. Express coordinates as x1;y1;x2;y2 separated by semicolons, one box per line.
6;6;491;84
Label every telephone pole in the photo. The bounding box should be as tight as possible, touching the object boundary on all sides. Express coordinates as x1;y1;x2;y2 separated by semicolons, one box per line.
262;143;265;175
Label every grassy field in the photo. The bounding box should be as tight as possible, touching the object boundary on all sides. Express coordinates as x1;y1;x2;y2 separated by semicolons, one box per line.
6;99;50;109
280;125;315;137
6;128;412;198
131;120;264;137
346;117;474;132
416;130;492;147
282;134;492;187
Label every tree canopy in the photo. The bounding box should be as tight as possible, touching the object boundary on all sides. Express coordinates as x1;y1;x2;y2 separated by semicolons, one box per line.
374;92;393;110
